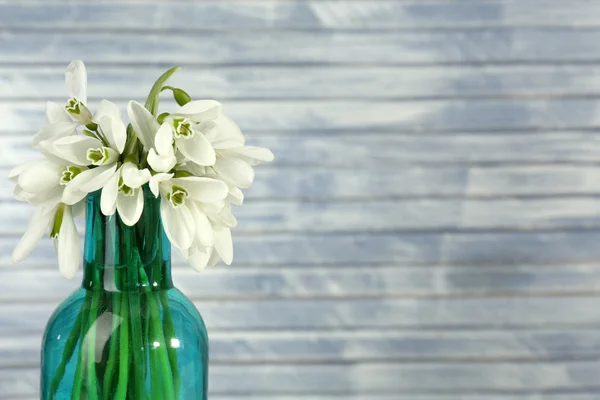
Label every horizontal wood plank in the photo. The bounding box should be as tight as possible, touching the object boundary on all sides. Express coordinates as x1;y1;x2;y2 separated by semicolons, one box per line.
7;1;600;30
5;327;600;367
2;296;600;333
6;30;600;66
2;263;600;301
4;361;600;397
5;132;600;167
7;396;600;400
6;196;600;234
7;230;600;267
6;99;600;134
8;64;600;100
3;165;600;200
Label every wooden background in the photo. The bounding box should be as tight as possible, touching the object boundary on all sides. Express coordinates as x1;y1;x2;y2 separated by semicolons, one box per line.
2;0;600;398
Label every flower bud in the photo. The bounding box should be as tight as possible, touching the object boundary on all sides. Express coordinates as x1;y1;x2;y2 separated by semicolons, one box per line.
157;112;170;124
173;88;191;106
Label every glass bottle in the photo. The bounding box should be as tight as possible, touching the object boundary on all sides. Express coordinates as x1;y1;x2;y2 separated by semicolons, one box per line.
41;188;208;399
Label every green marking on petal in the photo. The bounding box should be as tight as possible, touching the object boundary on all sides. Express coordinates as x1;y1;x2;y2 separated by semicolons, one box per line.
117;176;135;197
166;185;188;207
60;166;85;185
172;117;194;139
50;204;65;239
87;147;116;166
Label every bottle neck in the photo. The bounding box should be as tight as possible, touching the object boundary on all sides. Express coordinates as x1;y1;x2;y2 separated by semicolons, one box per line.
82;187;173;292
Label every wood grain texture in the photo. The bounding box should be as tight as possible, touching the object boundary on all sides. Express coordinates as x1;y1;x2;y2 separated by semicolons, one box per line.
3;263;600;301
6;98;600;134
8;230;600;267
8;29;600;66
6;196;600;234
5;165;600;200
4;361;600;397
9;65;600;100
5;327;600;367
7;1;600;30
2;296;600;333
3;0;600;397
6;131;600;167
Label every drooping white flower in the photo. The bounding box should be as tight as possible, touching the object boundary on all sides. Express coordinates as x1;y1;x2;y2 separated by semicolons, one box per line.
149;174;228;261
32;61;122;147
127;101;177;172
12;201;82;279
39;106;127;206
101;162;151;226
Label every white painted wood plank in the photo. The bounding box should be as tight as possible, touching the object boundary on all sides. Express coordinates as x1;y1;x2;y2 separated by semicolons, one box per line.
4;361;600;396
0;164;596;201
5;99;600;134
6;230;600;267
0;165;470;200
7;1;600;30
6;29;600;65
9;65;600;100
7;197;600;234
5;328;600;367
2;296;600;333
8;396;600;400
3;263;600;301
6;132;600;167
3;165;600;200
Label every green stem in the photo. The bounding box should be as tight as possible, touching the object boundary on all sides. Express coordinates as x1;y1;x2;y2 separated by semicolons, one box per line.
70;292;92;400
102;294;121;400
86;291;101;400
114;294;130;399
48;307;84;400
129;268;147;399
160;291;180;398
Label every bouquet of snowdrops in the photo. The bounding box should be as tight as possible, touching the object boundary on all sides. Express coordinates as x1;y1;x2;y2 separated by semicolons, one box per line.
10;60;274;278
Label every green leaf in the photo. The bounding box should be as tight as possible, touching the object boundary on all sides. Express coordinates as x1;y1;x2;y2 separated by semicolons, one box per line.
144;66;180;116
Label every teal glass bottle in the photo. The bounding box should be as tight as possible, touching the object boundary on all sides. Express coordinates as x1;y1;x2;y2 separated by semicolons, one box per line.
40;188;209;399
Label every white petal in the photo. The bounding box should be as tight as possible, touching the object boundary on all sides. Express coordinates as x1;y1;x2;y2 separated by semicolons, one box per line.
121;162;151;189
12;205;55;263
100;170;119;216
71;199;86;218
27;186;64;206
188;202;214;247
213;157;255;188
223;146;275;166
209;204;237;228
99;115;126;154
160;200;195;250
214;114;245;145
187;246;212;272
93;99;121;121
17;161;63;193
117;188;144;226
175;100;222;122
51;135;103;165
65;60;87;104
147;149;177;173
57;205;81;279
179;163;206;177
8;160;43;183
149;173;173;198
32;122;80;147
62;164;117;205
127;101;159;149
207;247;221;267
176;132;216;166
227;185;244;206
155;123;174;156
171;177;228;203
213;227;233;265
46;101;72;124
